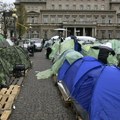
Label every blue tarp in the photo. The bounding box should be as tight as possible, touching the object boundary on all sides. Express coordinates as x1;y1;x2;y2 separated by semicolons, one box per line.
61;56;120;119
90;66;120;120
57;60;70;80
62;56;103;93
71;65;104;112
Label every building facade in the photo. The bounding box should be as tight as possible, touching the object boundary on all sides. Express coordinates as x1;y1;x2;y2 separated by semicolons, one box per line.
15;0;120;39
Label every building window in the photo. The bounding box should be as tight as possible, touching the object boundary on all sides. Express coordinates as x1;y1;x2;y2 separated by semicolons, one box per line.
27;17;31;23
80;5;84;10
31;16;34;23
59;4;62;9
94;16;98;22
117;17;120;23
108;30;112;38
101;5;105;10
33;31;39;38
102;17;105;23
80;18;83;22
108;16;113;23
43;15;48;23
116;30;120;38
86;16;92;22
34;6;38;11
73;5;76;10
34;17;38;23
65;15;70;21
87;5;91;10
58;15;63;23
50;15;56;23
94;5;98;10
52;4;55;9
66;4;69;10
101;30;105;38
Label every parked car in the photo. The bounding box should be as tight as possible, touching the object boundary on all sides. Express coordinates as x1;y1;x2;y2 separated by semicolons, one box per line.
30;38;42;52
23;39;30;49
22;38;42;52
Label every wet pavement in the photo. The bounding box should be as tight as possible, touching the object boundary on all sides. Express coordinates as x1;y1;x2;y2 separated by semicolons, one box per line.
9;50;76;120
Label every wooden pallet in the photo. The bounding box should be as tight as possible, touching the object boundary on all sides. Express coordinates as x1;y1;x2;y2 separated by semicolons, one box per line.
11;77;24;86
9;69;28;86
0;85;20;111
0;110;11;120
0;95;15;111
0;85;20;96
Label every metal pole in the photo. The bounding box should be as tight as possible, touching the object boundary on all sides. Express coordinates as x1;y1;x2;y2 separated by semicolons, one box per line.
3;11;7;38
29;25;32;39
14;17;16;39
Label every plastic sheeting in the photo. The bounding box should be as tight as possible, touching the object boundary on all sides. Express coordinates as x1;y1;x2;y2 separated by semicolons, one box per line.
62;56;120;120
0;46;31;85
90;66;120;120
49;39;75;61
82;43;118;65
36;49;83;80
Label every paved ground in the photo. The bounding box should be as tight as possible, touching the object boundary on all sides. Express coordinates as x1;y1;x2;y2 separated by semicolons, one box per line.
9;50;76;120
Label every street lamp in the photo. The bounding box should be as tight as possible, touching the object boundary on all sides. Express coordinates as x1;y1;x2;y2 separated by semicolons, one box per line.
12;8;18;40
3;11;7;38
29;24;32;39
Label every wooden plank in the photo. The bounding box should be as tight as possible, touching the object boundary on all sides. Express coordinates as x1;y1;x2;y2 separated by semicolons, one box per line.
0;88;8;95
0;95;15;110
9;78;15;86
0;85;20;96
17;77;24;86
3;95;15;110
0;110;11;120
11;79;18;85
10;85;20;95
10;77;24;86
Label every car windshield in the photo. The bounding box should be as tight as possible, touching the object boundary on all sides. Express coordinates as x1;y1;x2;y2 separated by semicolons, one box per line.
24;40;30;44
30;38;41;43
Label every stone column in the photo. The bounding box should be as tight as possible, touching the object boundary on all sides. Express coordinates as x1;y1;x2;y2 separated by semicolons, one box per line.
92;28;95;37
65;27;67;37
74;27;76;36
83;27;85;36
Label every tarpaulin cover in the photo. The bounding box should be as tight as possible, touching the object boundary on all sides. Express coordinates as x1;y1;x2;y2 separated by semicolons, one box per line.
62;56;103;94
90;66;120;120
0;46;31;85
49;39;75;62
57;60;70;80
0;34;11;47
0;46;31;70
0;57;10;85
49;41;59;60
62;55;120;119
36;49;83;80
82;43;118;65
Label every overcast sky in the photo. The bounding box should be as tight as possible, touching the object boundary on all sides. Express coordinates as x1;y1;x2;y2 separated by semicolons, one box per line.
2;0;15;3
